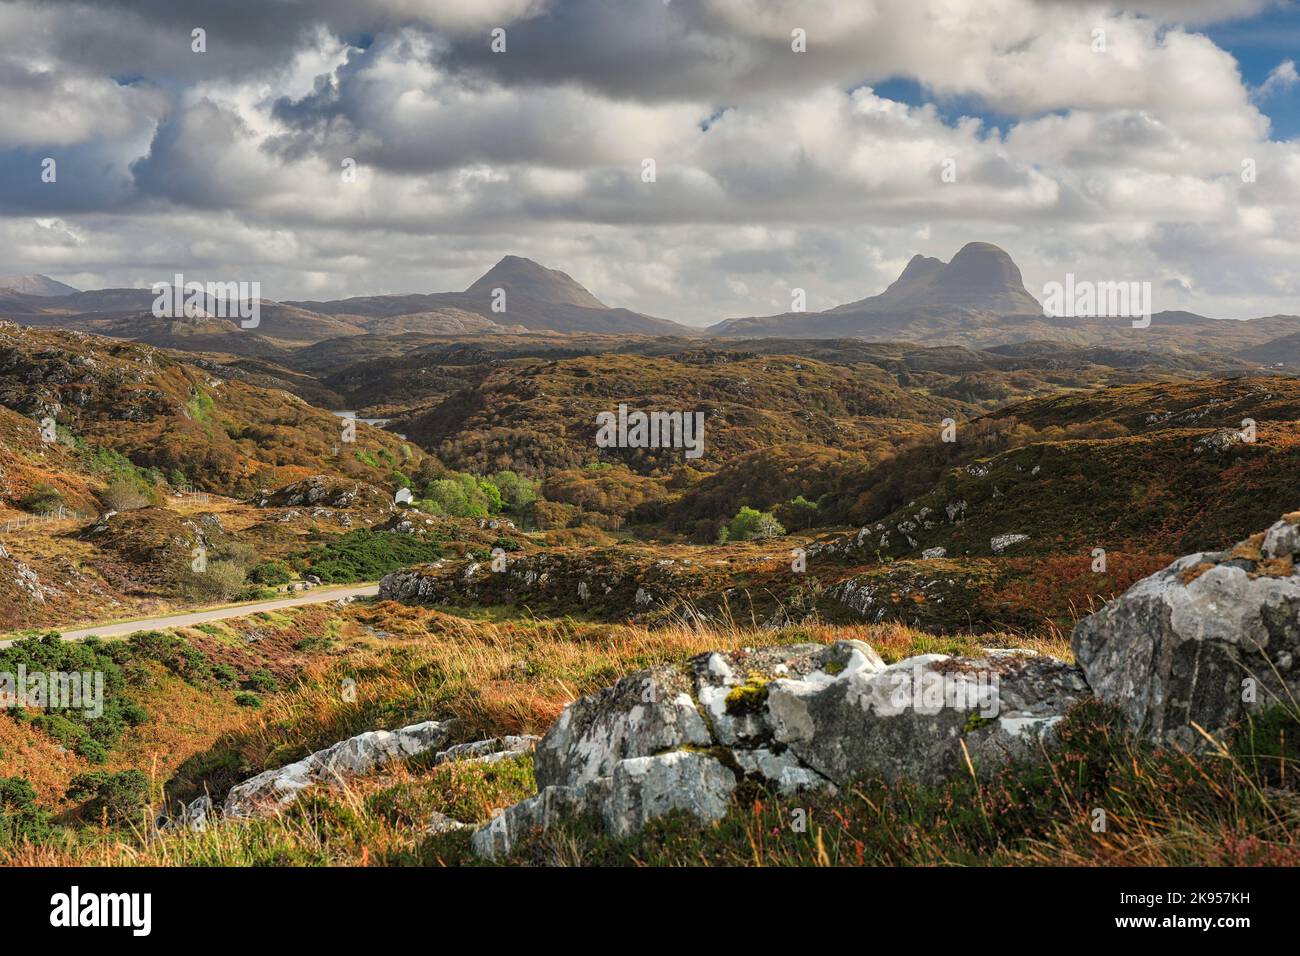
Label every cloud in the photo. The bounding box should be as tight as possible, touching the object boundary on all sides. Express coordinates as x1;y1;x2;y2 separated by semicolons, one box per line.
1256;59;1300;100
0;0;1297;324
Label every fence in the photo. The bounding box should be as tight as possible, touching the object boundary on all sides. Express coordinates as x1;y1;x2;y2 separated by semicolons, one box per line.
2;505;85;533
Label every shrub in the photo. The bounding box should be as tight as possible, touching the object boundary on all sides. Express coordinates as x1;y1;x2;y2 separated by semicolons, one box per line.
247;561;293;586
19;483;62;513
725;506;786;541
67;770;150;828
234;691;262;708
243;669;279;693
99;477;151;511
0;635;136;758
0;776;54;845
296;530;444;583
179;559;247;603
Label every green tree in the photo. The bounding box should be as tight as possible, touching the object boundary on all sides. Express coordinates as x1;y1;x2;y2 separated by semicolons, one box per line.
491;470;539;511
726;506;786;541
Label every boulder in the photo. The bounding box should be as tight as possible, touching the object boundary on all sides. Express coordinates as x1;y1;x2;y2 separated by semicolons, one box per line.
764;648;1085;787
471;640;1086;857
1073;513;1300;748
532;666;711;788
601;752;736;837
434;735;539;766
224;720;448;816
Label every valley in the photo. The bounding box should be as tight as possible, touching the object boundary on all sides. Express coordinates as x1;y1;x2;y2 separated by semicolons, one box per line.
1;243;1297;869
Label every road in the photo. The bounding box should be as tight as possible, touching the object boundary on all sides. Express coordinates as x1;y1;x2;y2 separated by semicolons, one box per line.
0;583;380;647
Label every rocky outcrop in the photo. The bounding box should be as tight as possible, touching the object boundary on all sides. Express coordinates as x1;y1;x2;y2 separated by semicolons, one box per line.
223;720;448;817
253;475;392;512
1073;512;1300;748
434;734;539;766
379;546;743;621
471;640;1087;858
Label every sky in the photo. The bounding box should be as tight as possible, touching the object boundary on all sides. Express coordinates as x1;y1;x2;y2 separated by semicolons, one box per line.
0;0;1298;325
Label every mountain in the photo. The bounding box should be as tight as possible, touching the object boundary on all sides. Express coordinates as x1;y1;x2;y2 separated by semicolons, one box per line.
708;242;1043;338
705;243;1300;352
289;256;693;336
1234;329;1300;369
465;256;608;309
0;274;80;296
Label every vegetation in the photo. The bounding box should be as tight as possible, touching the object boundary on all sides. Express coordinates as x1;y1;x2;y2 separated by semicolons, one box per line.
0;604;1292;868
722;506;786;542
19;483;62;513
294;529;446;583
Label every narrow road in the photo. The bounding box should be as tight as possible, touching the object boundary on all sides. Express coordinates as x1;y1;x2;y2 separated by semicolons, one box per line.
0;583;380;647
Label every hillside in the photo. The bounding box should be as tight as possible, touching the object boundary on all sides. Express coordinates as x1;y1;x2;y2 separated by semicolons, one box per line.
400;350;970;478
820;376;1300;559
0;323;424;498
289;256;691;336
705;243;1300;352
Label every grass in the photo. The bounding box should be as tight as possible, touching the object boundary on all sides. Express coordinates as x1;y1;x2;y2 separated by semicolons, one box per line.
0;601;1296;867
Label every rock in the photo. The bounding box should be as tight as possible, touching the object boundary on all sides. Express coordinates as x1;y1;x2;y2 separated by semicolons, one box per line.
471;639;1086;857
1073;514;1300;748
254;475;392;512
158;794;213;833
601;752;736;837
732;747;828;794
224;720;448;817
182;795;213;832
533;666;711;788
990;533;1030;554
434;735;539;765
922;546;947;560
765;650;1085;786
471;782;603;860
425;811;473;836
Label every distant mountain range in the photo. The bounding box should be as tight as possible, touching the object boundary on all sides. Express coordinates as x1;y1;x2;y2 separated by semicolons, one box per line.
287;255;688;336
0;273;80;296
2;246;1298;360
0;256;690;348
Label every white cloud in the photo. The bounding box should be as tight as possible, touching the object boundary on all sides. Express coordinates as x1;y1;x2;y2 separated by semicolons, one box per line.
1256;59;1299;100
0;0;1298;323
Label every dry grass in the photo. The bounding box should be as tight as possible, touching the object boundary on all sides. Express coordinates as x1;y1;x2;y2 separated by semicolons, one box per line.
3;599;1292;869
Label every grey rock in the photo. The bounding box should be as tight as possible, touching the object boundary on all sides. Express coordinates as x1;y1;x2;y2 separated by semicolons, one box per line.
434;735;539;766
601;752;736;838
533;665;711;788
766;651;1085;786
425;811;473;836
471;781;606;861
990;533;1030;554
1073;517;1300;748
471;638;1086;857
224;720;448;817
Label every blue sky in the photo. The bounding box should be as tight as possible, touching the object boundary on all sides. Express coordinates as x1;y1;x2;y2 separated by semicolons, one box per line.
871;5;1300;143
1209;4;1300;139
0;0;1298;322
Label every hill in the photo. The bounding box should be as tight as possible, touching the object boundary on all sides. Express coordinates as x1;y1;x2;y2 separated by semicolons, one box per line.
0;274;80;296
705;243;1300;352
0;323;426;498
289;256;691;336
